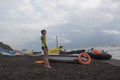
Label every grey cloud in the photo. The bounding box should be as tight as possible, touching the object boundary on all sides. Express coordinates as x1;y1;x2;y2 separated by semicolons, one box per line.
0;0;120;51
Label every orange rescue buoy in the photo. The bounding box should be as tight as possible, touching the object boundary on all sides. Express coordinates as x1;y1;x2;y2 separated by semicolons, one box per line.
78;53;91;65
34;61;44;64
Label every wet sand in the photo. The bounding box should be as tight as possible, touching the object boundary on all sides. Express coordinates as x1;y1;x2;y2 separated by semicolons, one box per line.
102;59;120;66
0;55;120;80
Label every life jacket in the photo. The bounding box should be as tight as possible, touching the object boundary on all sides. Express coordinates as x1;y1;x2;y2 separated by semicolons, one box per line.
93;49;100;54
41;36;48;48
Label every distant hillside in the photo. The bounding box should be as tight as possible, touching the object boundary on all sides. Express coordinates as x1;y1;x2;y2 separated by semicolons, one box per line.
0;42;13;51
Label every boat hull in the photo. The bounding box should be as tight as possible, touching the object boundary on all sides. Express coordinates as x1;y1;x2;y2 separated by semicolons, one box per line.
48;54;78;62
87;52;112;60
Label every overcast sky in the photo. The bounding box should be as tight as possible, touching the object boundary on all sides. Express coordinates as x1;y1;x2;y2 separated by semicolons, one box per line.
0;0;120;51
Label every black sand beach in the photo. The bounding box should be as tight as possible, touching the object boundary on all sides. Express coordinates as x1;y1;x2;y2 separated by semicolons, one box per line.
0;55;120;80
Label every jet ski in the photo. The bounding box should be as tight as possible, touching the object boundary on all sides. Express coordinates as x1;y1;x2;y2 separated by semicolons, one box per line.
86;48;112;60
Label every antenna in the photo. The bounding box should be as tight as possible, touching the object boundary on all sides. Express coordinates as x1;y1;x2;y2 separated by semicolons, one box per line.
56;36;58;48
